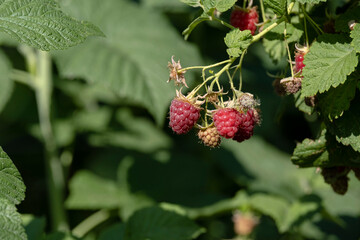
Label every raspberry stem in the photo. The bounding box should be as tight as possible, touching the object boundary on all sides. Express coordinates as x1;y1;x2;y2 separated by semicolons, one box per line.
212;16;235;30
302;8;324;34
251;2;295;43
301;4;310;47
259;0;267;22
284;27;295;78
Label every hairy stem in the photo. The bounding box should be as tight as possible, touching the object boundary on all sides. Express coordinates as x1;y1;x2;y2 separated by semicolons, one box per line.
34;50;68;232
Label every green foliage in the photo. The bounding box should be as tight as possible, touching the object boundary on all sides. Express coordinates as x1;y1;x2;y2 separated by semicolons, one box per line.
180;0;201;8
124;206;205;240
317;76;357;120
0;198;27;240
327;97;360;153
22;215;46;240
301;34;358;96
351;23;360;53
54;0;202;125
0;0;103;51
295;0;326;4
224;29;252;57
98;223;125;240
203;0;237;13
0;50;12;114
0;147;25;205
263;0;287;16
335;6;360;33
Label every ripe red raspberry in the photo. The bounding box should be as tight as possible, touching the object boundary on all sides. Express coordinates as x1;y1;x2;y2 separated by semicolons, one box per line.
169;98;200;134
233;109;255;143
230;7;259;35
213;108;242;139
198;127;221;148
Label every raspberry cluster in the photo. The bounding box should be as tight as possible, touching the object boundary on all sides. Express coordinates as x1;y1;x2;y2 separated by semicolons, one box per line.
230;7;259;35
168;89;260;148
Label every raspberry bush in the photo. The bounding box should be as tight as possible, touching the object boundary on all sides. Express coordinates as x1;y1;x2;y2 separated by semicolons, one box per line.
0;0;359;239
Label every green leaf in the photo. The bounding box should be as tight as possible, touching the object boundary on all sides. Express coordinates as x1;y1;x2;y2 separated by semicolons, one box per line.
351;23;360;53
0;0;103;51
0;50;12;114
264;21;303;43
295;0;326;4
99;223;125;240
54;0;202;125
250;194;289;227
224;29;252;57
292;130;360;167
0;147;25;205
124;206;205;240
263;38;286;62
180;0;202;8
279;195;322;232
89;109;172;153
203;0;237;13
263;0;287;16
301;34;358;97
317;76;357;120
328;96;360;153
182;13;211;40
22;215;46;240
45;232;79;240
291;132;328;168
335;6;360;33
0;198;27;240
66;171;121;209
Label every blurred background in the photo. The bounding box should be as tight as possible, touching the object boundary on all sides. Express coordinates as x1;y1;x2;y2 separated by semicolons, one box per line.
0;0;359;239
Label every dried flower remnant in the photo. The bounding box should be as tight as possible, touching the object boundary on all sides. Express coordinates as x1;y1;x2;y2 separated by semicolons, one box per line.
167;56;188;87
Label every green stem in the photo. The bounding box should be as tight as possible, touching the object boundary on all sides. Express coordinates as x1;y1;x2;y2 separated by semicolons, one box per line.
301;5;309;46
72;210;111;238
284;28;294;78
10;69;35;88
303;9;324;34
34;50;68;232
259;0;267;22
251;2;295;43
212;16;235;30
180;59;232;72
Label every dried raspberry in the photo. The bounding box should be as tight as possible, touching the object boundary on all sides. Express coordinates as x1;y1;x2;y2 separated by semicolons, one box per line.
230;7;259;35
198;127;221;148
169;98;200;134
321;166;350;184
305;95;317;107
213;108;242;139
352;167;360;181
272;79;286;96
233;109;255;143
330;175;349;195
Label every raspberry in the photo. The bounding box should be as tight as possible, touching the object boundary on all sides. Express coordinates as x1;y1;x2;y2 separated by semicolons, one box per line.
294;53;305;73
213;108;242;139
330;175;349;195
230;7;259;35
352;167;360;181
198;127;221;148
169;98;200;134
321;166;350;184
305;95;317;107
233;109;255;143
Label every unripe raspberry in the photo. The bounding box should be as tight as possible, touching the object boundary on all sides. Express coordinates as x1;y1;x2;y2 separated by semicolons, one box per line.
169;98;200;134
230;7;259;35
233;109;255;143
213;108;242;139
330;175;349;195
294;45;309;73
233;212;259;236
198;127;221;148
